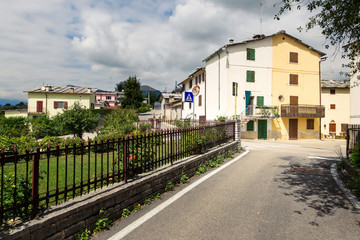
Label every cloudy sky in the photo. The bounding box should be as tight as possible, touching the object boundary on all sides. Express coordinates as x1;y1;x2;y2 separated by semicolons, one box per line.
0;0;348;101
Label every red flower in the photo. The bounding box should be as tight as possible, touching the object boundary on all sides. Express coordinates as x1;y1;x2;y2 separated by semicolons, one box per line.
130;155;135;160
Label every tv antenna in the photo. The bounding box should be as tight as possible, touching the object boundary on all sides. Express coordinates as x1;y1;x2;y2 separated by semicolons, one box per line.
255;0;266;34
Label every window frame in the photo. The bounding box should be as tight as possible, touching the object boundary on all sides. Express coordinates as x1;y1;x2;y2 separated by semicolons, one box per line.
289;74;298;85
307;119;314;130
247;120;254;131
246;70;255;82
289;52;298;63
246;48;255;61
330;104;336;109
256;96;264;107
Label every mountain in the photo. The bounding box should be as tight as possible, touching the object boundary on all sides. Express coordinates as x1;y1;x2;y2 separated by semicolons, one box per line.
140;85;161;96
0;99;26;106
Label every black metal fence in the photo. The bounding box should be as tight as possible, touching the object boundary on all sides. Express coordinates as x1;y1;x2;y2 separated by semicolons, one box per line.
346;124;360;159
0;121;235;227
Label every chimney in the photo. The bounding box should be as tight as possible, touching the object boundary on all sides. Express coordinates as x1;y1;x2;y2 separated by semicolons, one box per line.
87;88;92;93
45;85;51;92
229;39;234;44
69;87;74;93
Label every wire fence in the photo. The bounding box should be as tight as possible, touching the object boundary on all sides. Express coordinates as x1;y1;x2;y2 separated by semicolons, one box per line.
0;121;235;228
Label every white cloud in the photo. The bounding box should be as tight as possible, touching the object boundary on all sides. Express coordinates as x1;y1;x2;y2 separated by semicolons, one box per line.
0;0;348;102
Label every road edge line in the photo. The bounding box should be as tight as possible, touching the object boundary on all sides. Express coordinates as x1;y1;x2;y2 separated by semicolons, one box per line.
108;149;250;240
330;163;360;212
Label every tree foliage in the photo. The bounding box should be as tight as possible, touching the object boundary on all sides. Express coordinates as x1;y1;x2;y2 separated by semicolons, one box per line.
121;76;144;109
100;109;138;136
54;102;98;138
30;116;60;139
115;81;125;92
0;116;29;138
275;0;360;77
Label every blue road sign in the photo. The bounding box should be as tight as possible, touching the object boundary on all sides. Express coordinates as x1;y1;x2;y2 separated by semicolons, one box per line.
184;92;194;102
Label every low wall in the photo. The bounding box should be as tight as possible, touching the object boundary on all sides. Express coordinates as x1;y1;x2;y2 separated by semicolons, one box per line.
2;141;239;240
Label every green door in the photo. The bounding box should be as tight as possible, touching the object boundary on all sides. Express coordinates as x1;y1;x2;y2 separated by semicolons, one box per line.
258;120;267;140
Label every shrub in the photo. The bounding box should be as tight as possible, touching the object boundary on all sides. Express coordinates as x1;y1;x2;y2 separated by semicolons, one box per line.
349;146;360;167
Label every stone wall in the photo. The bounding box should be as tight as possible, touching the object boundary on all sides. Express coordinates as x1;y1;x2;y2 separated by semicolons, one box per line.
2;141;239;240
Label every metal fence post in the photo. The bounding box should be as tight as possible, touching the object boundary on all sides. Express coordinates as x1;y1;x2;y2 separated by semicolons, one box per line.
346;127;350;159
31;146;40;218
123;137;127;183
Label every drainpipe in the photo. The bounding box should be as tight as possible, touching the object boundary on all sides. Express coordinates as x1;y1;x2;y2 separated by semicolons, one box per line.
319;56;327;140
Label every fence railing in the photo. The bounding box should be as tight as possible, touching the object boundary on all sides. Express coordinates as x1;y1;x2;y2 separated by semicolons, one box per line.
0;121;235;227
346;124;360;159
136;119;224;130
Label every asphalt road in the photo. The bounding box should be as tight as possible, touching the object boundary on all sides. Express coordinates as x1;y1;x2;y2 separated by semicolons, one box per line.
93;139;360;240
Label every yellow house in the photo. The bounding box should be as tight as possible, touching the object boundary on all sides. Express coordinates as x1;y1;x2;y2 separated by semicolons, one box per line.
271;32;326;139
24;85;95;118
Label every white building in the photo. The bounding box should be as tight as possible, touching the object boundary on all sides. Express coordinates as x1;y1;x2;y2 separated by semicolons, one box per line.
321;80;350;137
179;67;206;121
350;52;360;124
203;36;273;122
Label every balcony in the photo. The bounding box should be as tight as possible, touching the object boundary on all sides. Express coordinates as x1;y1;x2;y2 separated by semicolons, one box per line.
28;107;46;115
281;104;325;118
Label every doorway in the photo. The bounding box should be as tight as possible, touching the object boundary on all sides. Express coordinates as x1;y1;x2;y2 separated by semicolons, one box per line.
289;119;298;140
258;120;267;140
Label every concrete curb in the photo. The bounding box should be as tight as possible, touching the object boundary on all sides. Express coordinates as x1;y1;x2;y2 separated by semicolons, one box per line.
330;163;360;212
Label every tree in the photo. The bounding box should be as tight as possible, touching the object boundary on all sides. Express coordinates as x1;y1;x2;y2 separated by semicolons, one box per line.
100;109;138;136
115;81;125;92
275;0;360;77
149;92;160;106
54;102;98;138
121;76;144;109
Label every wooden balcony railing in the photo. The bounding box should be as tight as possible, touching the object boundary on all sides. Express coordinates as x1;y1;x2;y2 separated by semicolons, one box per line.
281;104;325;118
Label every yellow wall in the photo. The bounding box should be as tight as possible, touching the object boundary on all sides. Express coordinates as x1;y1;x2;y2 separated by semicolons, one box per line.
271;33;321;139
28;92;95;118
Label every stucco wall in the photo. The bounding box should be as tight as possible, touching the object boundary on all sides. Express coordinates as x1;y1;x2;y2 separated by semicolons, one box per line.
321;88;350;136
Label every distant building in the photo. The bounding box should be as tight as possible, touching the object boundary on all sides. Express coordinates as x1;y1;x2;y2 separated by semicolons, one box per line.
24;85;95;118
159;92;182;120
179;67;206;121
94;90;118;109
321;80;350;137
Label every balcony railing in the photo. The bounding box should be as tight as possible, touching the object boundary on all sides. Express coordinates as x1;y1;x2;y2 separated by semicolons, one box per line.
245;105;279;118
281;104;325;118
28;107;46;114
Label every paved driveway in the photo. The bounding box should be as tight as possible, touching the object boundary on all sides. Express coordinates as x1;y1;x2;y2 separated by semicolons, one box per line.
94;139;359;240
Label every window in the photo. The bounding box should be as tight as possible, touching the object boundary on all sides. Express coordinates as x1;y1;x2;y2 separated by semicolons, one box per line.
195;76;198;85
247;120;254;131
189;102;191;109
232;82;238;96
199;95;202;106
36;101;43;113
246;48;255;60
290;52;298;63
290;96;298;105
307;119;314;130
189;80;193;89
256;96;264;107
182;103;184;110
106;96;112;100
54;101;68;109
330;89;335;95
330;104;336;109
246;71;255;82
289;74;298;85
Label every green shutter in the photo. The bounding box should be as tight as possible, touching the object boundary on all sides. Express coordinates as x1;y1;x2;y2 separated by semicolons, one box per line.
247;48;255;60
247;120;254;131
257;96;264;107
246;71;255;82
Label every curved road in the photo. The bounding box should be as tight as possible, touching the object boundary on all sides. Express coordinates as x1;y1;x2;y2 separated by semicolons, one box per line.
94;139;360;240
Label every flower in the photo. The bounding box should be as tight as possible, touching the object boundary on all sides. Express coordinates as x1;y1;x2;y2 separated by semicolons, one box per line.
130;155;135;160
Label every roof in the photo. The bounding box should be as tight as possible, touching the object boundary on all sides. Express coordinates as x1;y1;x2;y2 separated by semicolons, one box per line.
24;85;96;94
179;67;205;85
203;30;326;62
321;80;350;88
95;89;117;95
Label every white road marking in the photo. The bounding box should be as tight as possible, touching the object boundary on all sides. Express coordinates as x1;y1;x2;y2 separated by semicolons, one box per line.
307;156;340;161
108;150;250;240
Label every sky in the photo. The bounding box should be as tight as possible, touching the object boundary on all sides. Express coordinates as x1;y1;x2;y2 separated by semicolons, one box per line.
0;0;348;101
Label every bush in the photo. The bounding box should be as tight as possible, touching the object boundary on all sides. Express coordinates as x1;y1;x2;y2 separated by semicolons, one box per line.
30;116;60;139
349;146;360;167
0;116;29;138
138;103;151;113
100;109;138;136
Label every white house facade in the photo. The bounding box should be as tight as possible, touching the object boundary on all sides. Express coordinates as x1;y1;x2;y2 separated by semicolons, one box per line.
350;54;360;124
321;80;350;137
180;67;206;121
